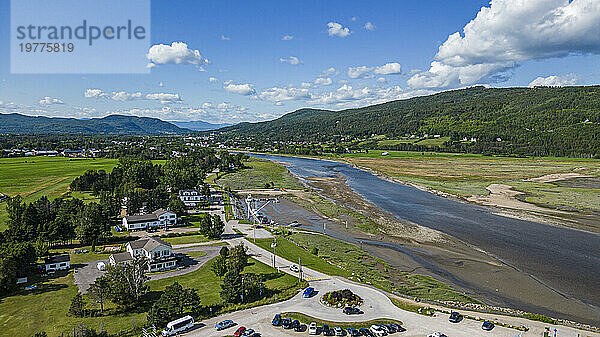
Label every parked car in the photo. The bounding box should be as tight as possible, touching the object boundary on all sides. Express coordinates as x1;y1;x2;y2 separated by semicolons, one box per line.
233;326;246;337
389;323;405;332
272;314;281;326
295;323;307;332
343;307;362;315
379;325;391;334
215;320;235;331
242;328;255;336
427;333;447;337
161;315;194;336
449;311;463;323
291;320;300;330
96;261;106;271
359;328;374;336
309;322;318;335
482;321;495;331
370;325;387;337
282;318;293;329
303;287;315;298
290;264;300;272
347;327;359;336
322;324;333;336
334;327;344;336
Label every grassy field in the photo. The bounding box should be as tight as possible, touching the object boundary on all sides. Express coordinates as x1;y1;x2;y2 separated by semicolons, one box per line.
217;158;303;190
252;236;351;278
0;257;301;337
0;157;119;230
341;151;600;211
284;232;477;303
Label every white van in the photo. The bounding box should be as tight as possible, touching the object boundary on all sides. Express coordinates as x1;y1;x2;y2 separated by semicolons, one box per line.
161;315;194;336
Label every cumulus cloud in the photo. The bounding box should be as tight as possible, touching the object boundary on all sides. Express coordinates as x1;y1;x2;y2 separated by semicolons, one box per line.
209;77;218;83
224;83;256;95
364;22;375;31
314;77;333;86
146;42;208;68
374;62;402;75
39;97;64;105
145;93;182;104
282;35;294;41
528;74;578;87
111;91;142;101
347;66;374;79
321;67;338;76
84;89;107;99
221;35;231;41
280;56;302;65
327;22;351;37
308;84;433;108
257;86;310;104
377;77;387;83
408;0;600;88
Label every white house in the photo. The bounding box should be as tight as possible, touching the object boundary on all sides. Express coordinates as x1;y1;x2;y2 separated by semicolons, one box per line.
109;237;177;272
122;208;177;231
44;255;70;272
178;189;208;207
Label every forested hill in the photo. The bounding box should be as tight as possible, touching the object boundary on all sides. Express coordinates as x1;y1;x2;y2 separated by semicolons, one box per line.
218;86;600;157
0;114;190;134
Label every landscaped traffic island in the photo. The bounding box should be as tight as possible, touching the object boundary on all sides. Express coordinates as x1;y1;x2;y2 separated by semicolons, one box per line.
321;289;363;308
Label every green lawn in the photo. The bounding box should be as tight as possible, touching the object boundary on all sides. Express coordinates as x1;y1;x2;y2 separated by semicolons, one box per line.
217;158;303;190
0;257;302;337
185;250;207;258
160;233;215;245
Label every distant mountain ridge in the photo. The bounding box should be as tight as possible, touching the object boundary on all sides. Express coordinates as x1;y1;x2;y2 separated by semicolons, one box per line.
0;113;191;134
170;120;231;131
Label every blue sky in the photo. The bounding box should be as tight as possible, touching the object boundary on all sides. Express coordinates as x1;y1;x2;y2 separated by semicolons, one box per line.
0;0;599;123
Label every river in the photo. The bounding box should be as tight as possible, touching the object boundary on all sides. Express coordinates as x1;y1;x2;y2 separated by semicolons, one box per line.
250;153;600;324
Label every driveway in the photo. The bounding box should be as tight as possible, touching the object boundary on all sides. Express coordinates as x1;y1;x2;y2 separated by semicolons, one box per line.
73;245;222;293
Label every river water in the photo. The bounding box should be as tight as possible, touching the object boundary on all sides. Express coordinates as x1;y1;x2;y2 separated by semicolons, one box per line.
250;153;600;322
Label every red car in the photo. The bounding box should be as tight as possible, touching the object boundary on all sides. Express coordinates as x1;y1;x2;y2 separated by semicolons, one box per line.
233;326;246;337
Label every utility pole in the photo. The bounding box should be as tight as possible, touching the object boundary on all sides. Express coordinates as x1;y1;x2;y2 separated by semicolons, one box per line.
298;257;302;281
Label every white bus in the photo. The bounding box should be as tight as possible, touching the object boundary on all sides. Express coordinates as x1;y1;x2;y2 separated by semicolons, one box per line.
161;315;194;336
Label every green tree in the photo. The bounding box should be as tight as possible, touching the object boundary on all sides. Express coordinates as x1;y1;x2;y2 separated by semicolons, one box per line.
76;202;109;251
88;277;110;314
69;293;86;317
210;255;228;280
220;269;243;303
168;197;187;217
228;243;248;273
101;258;149;307
147;282;201;327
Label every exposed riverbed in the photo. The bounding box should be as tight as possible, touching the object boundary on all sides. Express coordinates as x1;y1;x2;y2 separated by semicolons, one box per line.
249;153;600;326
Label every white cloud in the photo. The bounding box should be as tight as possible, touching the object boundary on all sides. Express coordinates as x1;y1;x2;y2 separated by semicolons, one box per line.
314;77;333;86
280;56;302;65
528;74;578;87
221;35;231;41
377;77;387;83
224;83;256;95
158;82;164;87
257;86;310;104
327;22;351;37
347;65;374;79
145;93;183;104
364;22;375;31
351;17;357;22
282;35;294;41
374;62;402;75
146;42;208;67
84;89;108;99
408;0;600;88
321;67;338;76
301;82;313;88
111;91;142;101
39;96;64;105
209;77;218;83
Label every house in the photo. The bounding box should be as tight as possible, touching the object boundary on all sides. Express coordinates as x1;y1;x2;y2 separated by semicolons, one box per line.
122;208;177;231
178;189;208;207
44;255;70;272
109;237;177;272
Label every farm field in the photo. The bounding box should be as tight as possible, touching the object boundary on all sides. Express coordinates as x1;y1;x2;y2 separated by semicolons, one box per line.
0;157;119;230
217;158;303;190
